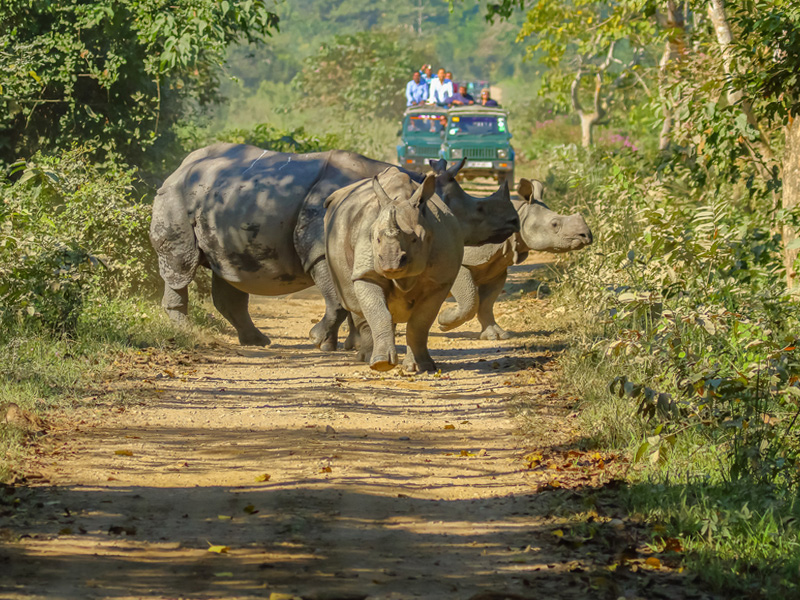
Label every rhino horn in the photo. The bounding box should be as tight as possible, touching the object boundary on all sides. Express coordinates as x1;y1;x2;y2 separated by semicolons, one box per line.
410;173;437;208
428;159;447;174
372;176;394;208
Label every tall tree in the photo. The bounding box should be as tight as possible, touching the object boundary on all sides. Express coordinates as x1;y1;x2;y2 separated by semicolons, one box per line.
0;0;278;170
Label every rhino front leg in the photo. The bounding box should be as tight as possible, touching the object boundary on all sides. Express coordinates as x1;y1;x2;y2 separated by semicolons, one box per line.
162;284;189;323
404;285;450;373
211;272;271;346
308;260;349;351
438;266;479;332
354;280;397;371
477;272;511;340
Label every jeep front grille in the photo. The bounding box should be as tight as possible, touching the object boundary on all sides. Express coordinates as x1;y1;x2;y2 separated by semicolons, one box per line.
462;147;497;159
409;146;440;158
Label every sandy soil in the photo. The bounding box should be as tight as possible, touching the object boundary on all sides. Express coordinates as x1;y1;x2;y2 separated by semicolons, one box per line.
0;257;704;600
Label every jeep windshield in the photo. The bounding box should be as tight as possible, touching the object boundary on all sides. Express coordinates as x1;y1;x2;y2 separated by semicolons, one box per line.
447;114;509;138
404;113;447;138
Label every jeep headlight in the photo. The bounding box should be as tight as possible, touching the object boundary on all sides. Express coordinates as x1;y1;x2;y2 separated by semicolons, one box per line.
451;148;463;159
407;146;416;156
497;148;509;159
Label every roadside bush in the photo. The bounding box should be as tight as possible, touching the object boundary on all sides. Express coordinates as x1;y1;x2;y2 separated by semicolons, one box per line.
0;150;155;335
540;144;800;489
216;122;343;153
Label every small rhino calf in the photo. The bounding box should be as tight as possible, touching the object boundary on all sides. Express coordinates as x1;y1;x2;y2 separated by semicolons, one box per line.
325;167;464;372
438;178;593;340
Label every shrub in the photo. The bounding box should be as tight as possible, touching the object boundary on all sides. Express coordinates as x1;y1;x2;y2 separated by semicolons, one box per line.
0;150;155;334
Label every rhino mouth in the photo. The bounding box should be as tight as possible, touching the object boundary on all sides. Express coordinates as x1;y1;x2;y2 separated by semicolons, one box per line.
485;226;517;244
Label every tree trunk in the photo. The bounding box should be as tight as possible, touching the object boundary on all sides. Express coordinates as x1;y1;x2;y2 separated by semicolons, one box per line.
783;116;800;294
580;113;597;148
658;1;686;151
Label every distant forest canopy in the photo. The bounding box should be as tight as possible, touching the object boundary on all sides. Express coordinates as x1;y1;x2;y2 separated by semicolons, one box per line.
223;0;536;92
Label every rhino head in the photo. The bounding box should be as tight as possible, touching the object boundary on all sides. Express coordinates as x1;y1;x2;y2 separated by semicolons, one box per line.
370;173;436;280
516;178;593;254
428;159;520;246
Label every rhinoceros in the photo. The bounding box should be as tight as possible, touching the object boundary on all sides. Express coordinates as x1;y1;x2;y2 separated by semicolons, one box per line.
438;177;593;340
325;167;463;372
150;144;519;349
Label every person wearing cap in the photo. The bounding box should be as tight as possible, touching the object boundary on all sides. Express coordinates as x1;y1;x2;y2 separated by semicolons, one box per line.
480;88;499;107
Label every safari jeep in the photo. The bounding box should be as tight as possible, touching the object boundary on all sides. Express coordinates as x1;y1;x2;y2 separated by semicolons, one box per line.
396;106;448;172
442;106;515;187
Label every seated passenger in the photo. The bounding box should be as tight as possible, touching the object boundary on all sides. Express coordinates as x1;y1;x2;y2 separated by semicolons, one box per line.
480;88;499;107
406;71;428;107
428;68;453;106
430;114;448;133
445;85;475;106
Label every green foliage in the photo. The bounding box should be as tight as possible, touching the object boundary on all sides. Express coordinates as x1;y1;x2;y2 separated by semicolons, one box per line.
293;30;429;118
0;150;154;334
0;0;278;169
216;123;344;154
546;144;800;487
628;481;800;597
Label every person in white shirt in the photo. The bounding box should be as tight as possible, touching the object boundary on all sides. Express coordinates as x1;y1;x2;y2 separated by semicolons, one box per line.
428;68;453;106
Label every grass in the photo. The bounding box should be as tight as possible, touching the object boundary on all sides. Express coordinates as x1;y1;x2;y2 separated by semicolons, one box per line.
0;290;220;482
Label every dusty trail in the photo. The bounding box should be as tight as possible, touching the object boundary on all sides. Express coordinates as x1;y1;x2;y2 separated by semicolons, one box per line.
0;259;623;600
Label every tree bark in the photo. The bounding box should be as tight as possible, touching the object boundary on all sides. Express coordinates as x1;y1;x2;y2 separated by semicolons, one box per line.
658;1;686;151
707;0;775;165
783;116;800;294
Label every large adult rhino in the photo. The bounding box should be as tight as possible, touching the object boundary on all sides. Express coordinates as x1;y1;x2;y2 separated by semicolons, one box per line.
325;168;462;372
438;177;593;340
150;144;518;349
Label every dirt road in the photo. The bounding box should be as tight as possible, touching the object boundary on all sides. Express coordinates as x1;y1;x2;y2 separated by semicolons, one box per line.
0;258;687;600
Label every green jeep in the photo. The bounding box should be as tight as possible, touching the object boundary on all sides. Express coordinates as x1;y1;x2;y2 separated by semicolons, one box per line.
396;106;448;172
442;106;515;187
396;105;515;187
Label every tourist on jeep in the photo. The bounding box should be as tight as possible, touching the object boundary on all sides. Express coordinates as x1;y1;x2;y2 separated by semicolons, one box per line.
445;84;475;106
446;71;457;94
428;68;453;106
480;88;499;107
419;64;434;84
406;71;428;106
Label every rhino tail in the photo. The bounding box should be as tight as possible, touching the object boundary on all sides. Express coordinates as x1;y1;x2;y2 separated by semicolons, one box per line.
150;185;201;289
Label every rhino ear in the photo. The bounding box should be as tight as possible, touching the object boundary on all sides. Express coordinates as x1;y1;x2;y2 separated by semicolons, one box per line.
411;173;437;208
372;176;393;208
531;179;545;202
447;157;467;177
428;159;447;174
518;178;533;203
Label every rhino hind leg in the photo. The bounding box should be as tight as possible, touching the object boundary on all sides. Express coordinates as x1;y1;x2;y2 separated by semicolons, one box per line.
211;273;271;347
343;314;360;350
477;272;511;340
438;266;479;332
162;284;190;323
308;260;349;351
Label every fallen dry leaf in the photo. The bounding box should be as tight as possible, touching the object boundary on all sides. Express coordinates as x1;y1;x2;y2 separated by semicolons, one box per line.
114;450;133;457
254;473;271;482
645;556;662;569
207;544;229;554
444;424;455;430
243;504;258;514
